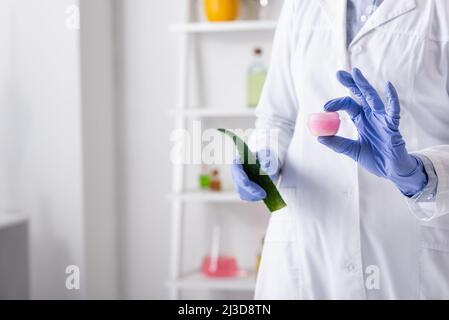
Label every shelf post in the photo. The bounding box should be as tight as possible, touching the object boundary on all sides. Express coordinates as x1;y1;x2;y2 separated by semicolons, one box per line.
169;0;193;301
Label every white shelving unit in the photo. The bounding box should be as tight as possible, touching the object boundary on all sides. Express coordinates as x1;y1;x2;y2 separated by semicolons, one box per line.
170;20;277;33
169;272;256;291
169;191;242;203
170;108;256;119
168;1;278;300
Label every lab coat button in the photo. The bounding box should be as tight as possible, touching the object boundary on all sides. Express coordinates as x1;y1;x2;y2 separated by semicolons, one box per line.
352;46;363;54
343;188;354;198
346;263;356;273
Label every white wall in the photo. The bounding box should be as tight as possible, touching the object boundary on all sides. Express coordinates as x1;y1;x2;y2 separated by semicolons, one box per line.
0;0;117;299
1;0;85;299
0;1;16;212
114;0;182;299
80;0;118;299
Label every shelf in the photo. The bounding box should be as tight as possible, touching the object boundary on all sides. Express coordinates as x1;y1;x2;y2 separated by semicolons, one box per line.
169;191;242;203
171;108;256;118
168;271;256;291
170;20;277;33
169;3;279;299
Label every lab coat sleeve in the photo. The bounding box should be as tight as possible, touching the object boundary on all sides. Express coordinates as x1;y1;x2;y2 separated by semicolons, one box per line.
249;0;299;166
407;147;449;221
410;155;438;203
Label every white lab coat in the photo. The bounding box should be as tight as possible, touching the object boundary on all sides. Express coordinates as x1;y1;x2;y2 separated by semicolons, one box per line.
253;0;449;300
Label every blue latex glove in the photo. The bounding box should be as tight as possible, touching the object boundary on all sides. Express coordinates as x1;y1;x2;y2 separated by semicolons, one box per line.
318;68;428;197
231;149;280;201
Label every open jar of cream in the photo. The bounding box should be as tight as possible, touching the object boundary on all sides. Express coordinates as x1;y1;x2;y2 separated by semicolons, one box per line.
307;112;341;137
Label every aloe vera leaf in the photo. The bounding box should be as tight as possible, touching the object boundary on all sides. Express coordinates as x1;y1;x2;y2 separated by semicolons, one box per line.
218;129;287;213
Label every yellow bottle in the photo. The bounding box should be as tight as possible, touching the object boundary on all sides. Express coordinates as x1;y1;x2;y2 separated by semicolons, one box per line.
204;0;240;22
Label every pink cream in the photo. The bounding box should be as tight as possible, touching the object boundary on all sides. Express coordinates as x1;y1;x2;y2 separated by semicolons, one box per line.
307;112;341;137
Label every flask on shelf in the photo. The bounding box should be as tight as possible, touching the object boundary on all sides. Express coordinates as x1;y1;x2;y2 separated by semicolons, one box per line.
202;226;239;278
204;0;240;22
247;47;267;108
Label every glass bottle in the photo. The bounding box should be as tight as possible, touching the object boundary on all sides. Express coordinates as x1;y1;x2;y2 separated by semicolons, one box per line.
199;165;211;190
247;48;267;108
258;0;284;20
210;169;222;192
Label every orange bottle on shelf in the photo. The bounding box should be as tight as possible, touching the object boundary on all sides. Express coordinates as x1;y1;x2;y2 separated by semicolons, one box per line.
210;169;222;192
204;0;240;22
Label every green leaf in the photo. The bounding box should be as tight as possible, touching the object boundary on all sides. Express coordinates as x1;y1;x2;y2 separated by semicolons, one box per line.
218;129;287;213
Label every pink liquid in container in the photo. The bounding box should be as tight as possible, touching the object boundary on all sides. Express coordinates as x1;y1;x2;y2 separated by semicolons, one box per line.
307;112;341;137
201;256;238;278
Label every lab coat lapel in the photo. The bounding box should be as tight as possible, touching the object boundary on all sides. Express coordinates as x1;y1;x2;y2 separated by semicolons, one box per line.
318;0;348;53
350;0;417;47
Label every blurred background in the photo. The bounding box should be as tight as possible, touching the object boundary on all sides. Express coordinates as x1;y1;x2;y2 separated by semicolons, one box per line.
0;0;283;299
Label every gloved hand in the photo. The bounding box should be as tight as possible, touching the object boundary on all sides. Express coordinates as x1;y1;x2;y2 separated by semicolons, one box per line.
318;68;428;197
231;149;280;201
